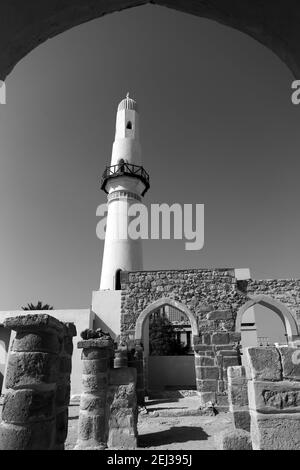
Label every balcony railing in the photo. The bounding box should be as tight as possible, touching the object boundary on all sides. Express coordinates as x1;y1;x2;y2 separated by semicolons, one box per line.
101;162;150;196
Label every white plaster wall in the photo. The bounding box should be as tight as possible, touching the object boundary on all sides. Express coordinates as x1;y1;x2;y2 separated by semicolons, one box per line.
91;290;122;339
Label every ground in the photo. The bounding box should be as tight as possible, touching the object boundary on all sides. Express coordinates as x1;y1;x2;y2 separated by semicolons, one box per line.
66;397;232;450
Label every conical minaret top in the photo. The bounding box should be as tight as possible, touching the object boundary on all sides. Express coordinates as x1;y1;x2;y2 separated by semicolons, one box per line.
99;94;150;290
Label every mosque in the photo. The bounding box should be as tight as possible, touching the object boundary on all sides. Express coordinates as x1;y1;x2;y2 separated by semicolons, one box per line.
0;94;299;404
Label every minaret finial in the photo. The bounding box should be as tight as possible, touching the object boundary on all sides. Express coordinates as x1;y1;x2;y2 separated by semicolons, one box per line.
126;92;129;99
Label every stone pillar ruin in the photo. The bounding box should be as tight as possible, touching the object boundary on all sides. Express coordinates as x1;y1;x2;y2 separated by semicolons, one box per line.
75;336;138;450
194;322;241;408
54;322;77;450
245;346;300;450
227;366;250;432
129;343;145;406
215;365;252;450
75;338;113;450
0;314;76;450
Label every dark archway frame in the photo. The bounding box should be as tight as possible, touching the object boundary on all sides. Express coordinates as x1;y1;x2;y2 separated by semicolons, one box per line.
0;1;300;82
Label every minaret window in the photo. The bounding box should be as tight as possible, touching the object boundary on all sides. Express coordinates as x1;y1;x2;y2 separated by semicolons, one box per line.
126;121;132;130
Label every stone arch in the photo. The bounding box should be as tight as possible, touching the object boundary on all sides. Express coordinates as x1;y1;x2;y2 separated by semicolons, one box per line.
135;297;198;343
1;1;300;81
236;294;299;341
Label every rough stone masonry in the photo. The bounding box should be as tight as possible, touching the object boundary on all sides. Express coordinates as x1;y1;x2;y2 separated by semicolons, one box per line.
0;314;76;450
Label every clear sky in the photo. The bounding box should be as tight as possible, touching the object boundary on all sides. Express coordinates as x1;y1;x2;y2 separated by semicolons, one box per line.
0;5;299;310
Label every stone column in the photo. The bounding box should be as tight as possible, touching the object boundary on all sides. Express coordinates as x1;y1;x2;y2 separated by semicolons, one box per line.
107;366;138;449
54;322;76;450
129;344;145;406
227;366;250;431
75;338;113;450
245;346;300;450
194;328;241;408
0;314;63;450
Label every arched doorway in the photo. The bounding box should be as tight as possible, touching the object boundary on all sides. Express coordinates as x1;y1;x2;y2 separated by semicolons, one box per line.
236;295;300;358
135;298;198;395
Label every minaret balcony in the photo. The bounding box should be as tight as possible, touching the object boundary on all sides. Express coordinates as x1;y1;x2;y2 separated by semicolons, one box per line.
101;162;150;196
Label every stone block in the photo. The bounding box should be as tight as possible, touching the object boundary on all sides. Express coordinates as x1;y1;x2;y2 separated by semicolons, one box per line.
231;409;250;431
223;356;240;369
218;350;239;357
12;331;61;354
78;338;112;350
215;345;234;351
228;382;248;408
250;411;300;450
78;412;107;442
196;379;218;392
216;393;229;407
206;310;232;321
79;392;107;413
4;314;64;334
109;409;136;429
81;347;109;361
196;366;220;380
82;358;108;375
195;355;215;367
109;384;136;409
0;420;55;450
193;345;214;353
108;428;137;449
5;352;59;389
109;367;137;386
244;347;282;381
81;373;108;393
211;332;230;345
215;429;252;450
201;333;211;345
248;379;300;413
278;347;300;381
2;389;55;424
227;365;246;380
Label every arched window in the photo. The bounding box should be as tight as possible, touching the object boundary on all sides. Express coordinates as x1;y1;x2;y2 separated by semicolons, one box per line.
126;121;132;130
115;269;122;290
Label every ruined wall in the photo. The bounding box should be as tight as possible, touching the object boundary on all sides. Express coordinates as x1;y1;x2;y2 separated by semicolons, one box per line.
75;339;138;450
248;279;300;323
120;269;244;339
245;346;300;450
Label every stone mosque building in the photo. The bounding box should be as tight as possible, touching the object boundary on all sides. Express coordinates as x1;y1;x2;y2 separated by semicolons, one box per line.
0;95;300;406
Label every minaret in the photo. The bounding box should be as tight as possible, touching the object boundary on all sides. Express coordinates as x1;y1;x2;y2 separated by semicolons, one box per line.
99;94;150;290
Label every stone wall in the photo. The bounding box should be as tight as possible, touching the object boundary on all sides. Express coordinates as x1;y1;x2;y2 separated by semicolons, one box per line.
248;279;300;323
120;269;244;339
0;314;76;450
245;346;300;450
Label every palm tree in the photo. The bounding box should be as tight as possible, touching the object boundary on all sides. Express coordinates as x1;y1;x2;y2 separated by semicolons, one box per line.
21;301;53;311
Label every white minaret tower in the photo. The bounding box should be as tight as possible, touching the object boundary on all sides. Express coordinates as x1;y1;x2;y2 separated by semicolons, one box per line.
99;93;150;290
